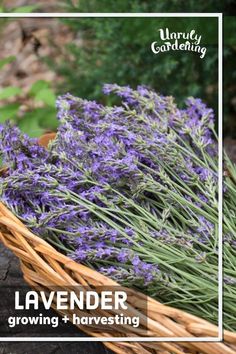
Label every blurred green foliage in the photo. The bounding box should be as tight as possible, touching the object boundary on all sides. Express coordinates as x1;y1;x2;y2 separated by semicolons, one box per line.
51;16;218;109
63;0;234;13
53;0;235;136
0;0;236;137
0;1;39;13
0;56;57;137
0;2;55;138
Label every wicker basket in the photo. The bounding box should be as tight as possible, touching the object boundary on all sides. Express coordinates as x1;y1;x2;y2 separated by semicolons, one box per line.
0;134;236;354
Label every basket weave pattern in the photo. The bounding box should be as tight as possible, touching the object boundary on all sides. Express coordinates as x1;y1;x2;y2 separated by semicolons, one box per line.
0;203;236;354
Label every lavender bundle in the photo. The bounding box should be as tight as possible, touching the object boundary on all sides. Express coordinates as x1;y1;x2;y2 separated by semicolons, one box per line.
0;84;236;330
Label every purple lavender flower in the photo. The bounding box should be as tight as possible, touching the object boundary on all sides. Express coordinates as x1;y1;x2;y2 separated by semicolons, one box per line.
117;249;131;263
0;121;48;173
0;84;224;322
